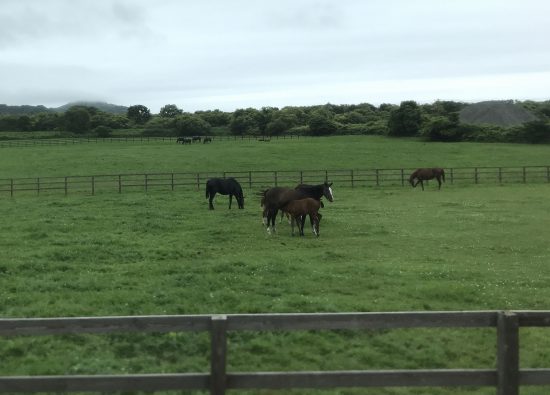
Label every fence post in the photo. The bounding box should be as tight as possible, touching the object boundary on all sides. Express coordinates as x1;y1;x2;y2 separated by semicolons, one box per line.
248;171;252;189
91;176;95;196
522;167;526;183
401;169;404;187
118;175;122;194
274;171;278;187
474;168;478;184
497;311;519;395
171;173;174;191
375;169;379;186
450;168;454;184
197;173;200;190
64;177;68;196
351;169;354;188
10;178;13;197
37;177;40;195
498;167;502;184
300;171;303;184
210;315;227;395
145;174;148;192
547;166;550;183
325;170;328;182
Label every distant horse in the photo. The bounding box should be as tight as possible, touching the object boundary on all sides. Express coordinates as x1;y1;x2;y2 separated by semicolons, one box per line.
206;178;244;210
261;182;333;234
177;137;192;144
192;136;202;143
203;137;212;144
409;168;445;190
282;198;321;237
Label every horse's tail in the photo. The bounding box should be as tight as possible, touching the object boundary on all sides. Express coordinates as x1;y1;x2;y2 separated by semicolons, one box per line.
409;171;417;186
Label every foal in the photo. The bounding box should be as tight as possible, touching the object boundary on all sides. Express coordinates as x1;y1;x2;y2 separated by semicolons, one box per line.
281;198;321;237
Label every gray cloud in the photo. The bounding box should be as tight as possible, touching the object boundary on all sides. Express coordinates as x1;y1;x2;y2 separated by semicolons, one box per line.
1;0;550;111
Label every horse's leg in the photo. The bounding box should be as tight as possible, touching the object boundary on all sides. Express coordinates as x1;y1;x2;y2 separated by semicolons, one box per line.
300;215;306;236
228;194;232;209
290;216;295;236
436;176;441;190
309;214;315;235
420;180;424;191
209;192;215;210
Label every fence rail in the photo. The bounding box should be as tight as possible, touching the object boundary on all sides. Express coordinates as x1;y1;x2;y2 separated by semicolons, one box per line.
1;166;550;197
0;134;306;148
1;311;550;394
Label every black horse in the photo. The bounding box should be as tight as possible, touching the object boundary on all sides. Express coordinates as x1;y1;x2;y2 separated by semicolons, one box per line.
206;178;244;210
409;168;445;190
177;137;192;144
261;182;333;233
203;137;212;144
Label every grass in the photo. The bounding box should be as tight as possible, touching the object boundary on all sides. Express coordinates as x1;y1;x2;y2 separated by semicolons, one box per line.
2;136;550;394
1;135;550;179
2;183;550;394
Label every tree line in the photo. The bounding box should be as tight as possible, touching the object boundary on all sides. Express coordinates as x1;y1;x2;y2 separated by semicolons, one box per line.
1;100;550;143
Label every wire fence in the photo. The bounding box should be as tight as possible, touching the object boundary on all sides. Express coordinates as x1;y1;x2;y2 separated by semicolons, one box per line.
1;166;549;198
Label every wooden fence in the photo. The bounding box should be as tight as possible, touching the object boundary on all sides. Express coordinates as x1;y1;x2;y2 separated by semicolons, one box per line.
0;134;305;148
1;166;550;198
1;311;550;394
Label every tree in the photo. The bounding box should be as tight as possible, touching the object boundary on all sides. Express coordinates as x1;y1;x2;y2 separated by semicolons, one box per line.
127;105;151;124
175;114;211;136
229;108;261;135
387;100;422;137
521;120;550;143
159;104;183;118
195;110;231;126
64;106;91;134
307;110;338;136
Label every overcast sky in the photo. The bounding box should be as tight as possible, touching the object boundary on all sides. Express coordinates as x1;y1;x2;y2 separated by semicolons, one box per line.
1;0;550;113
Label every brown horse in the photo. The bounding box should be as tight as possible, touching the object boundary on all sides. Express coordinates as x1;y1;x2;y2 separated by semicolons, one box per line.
282;198;321;236
409;168;445;190
260;182;333;234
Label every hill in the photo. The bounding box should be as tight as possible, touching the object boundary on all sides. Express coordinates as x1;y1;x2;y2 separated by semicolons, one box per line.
53;101;128;114
0;101;128;115
459;100;537;127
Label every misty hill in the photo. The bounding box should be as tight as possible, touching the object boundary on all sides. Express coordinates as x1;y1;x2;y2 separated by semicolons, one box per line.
54;101;128;114
459;100;537;127
0;101;128;115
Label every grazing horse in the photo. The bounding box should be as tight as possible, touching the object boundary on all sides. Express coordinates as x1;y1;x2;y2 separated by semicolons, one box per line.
205;178;244;210
177;137;192;144
261;182;333;234
409;168;445;190
192;136;202;143
282;198;321;236
203;137;212;144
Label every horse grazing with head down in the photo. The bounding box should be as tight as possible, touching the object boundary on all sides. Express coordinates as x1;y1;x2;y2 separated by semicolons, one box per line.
260;181;333;234
205;178;244;210
282;198;321;237
409;168;445;190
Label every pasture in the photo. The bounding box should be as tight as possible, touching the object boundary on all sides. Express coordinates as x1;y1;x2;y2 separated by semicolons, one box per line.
2;136;550;394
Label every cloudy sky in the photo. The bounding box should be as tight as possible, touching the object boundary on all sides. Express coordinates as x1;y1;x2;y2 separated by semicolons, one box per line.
1;0;550;113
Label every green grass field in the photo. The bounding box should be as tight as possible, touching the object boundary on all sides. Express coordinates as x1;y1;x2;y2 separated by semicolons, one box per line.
2;136;550;394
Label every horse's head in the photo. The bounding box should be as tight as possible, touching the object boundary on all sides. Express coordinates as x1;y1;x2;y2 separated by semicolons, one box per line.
322;182;334;202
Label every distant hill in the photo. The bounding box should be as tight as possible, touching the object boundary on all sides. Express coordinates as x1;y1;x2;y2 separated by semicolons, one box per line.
0;101;128;115
53;101;128;114
0;104;52;115
459;100;537;127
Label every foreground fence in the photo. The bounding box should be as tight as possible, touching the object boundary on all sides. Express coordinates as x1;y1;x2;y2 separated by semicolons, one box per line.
1;166;550;197
1;311;550;394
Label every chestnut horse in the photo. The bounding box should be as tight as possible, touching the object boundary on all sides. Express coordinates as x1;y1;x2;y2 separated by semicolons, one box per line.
282;198;321;237
409;168;445;190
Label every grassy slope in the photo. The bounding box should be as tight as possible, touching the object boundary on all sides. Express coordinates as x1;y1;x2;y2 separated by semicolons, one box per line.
2;136;550;394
